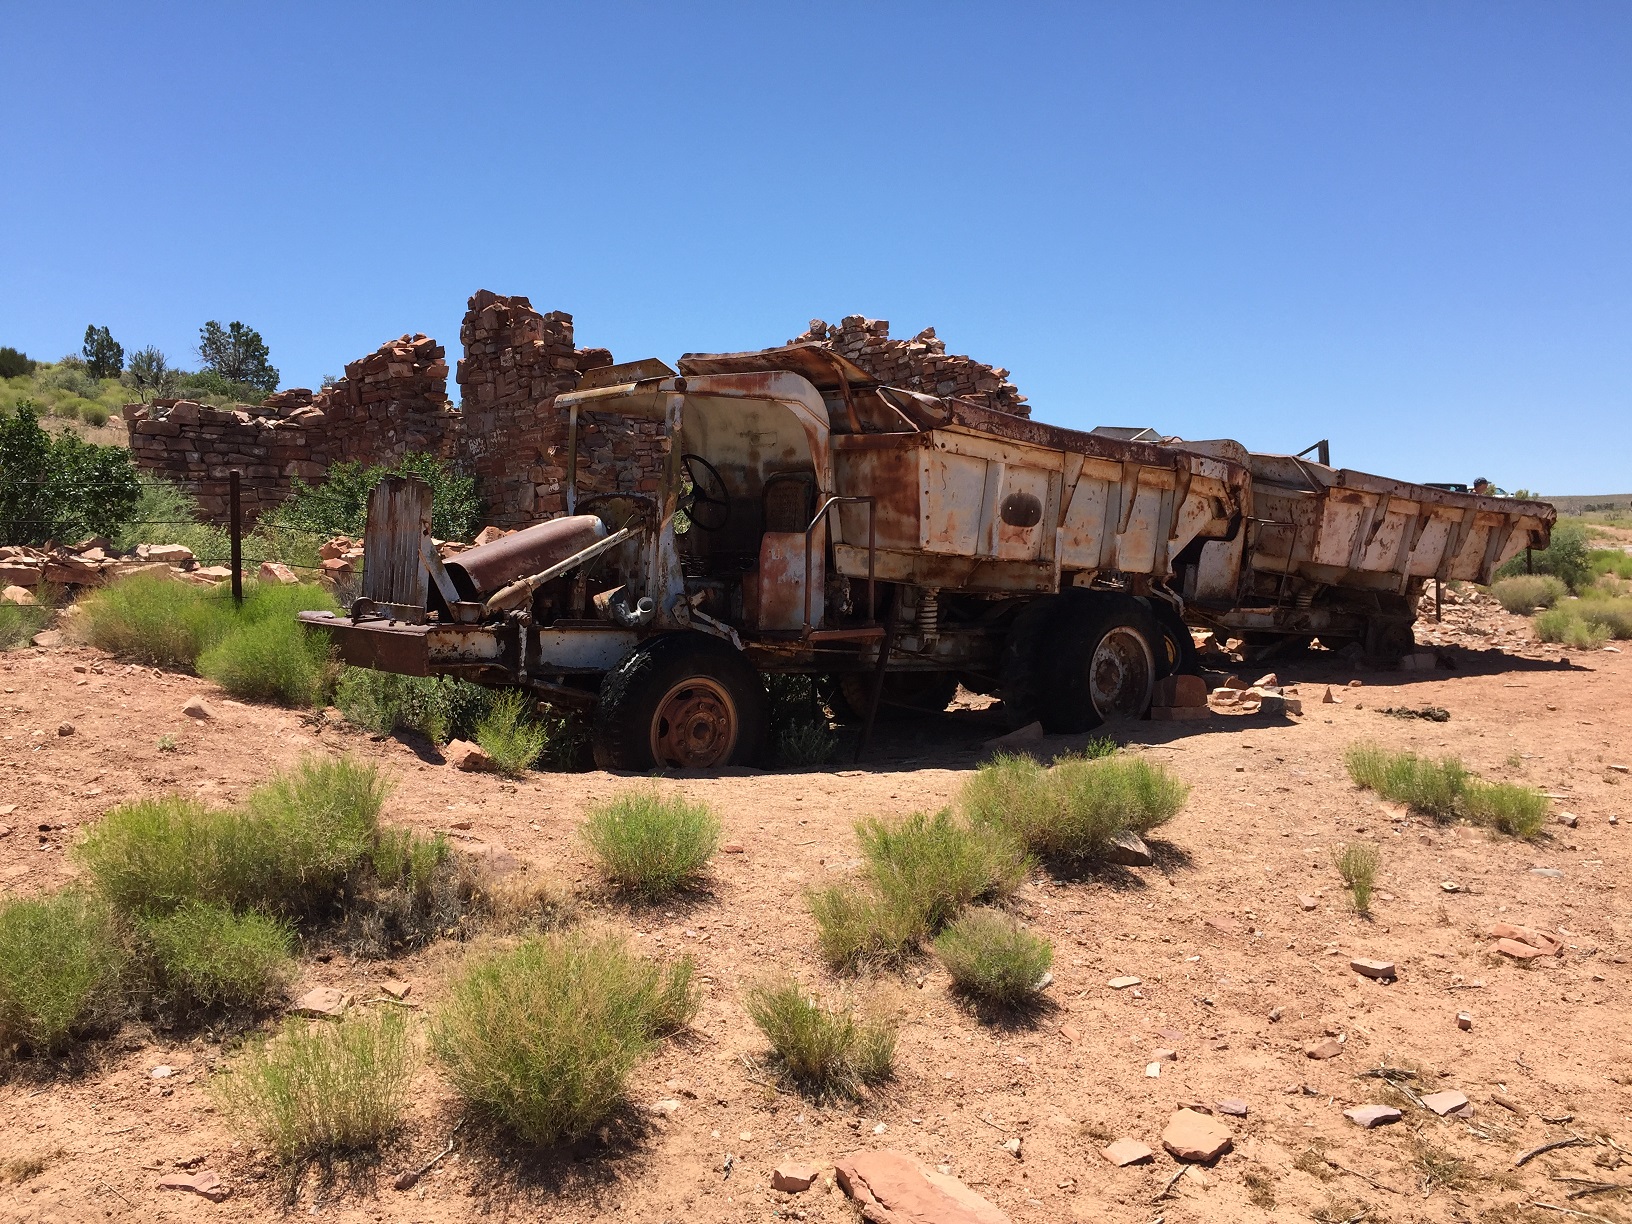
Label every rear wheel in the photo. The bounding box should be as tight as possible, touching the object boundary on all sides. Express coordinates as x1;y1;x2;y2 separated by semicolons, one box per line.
593;634;768;771
1037;596;1159;732
997;598;1058;729
1144;597;1199;678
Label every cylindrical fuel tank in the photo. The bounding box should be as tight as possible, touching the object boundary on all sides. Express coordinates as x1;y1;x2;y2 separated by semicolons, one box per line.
444;515;608;601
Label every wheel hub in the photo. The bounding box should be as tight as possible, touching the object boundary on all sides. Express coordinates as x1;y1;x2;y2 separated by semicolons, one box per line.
651;677;739;768
1089;626;1154;719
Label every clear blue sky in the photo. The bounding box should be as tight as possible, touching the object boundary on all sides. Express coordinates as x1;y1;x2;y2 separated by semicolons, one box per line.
3;4;1628;494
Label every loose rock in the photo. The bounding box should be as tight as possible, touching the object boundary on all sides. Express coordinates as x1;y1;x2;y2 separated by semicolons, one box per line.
57;721;74;736
772;1160;821;1192
1101;1139;1154;1167
1305;1038;1343;1060
1101;830;1153;866
834;1149;1012;1224
290;986;350;1018
1215;1099;1248;1117
1161;1109;1233;1162
1108;976;1141;990
155;1170;230;1202
444;739;495;772
1420;1090;1471;1117
1350;958;1397;980
182;696;214;720
1344;1104;1401;1129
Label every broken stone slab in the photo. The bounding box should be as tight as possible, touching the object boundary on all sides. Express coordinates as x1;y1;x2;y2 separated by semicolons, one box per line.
1298;894;1319;911
1101;1138;1153;1167
1305;1037;1343;1060
1205;914;1242;935
1101;830;1153;866
1153;674;1209;707
155;1170;230;1202
1489;922;1563;956
1108;976;1142;990
2;585;36;605
1350;958;1397;981
258;561;299;584
444;739;495;772
1161;1109;1233;1162
983;721;1043;753
147;544;195;564
1494;937;1550;960
32;629;64;647
1420;1090;1471;1117
834;1149;1012;1224
1215;1099;1248;1117
1344;1104;1401;1129
379;979;411;1000
772;1160;822;1192
290;987;350;1018
182;696;214;720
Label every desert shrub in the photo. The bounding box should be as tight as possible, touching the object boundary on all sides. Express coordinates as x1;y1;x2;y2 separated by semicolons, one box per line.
432;932;697;1146
766;674;840;766
1533;606;1610;648
0;403;140;546
1577;596;1632;640
1497;518;1592;591
1461;781;1550;839
370;827;449;896
1344;743;1468;820
76;756;388;919
334;668;495;744
858;808;1027;932
580;787;721;898
1332;841;1380;913
0;601;50;650
0;347;35;379
474;689;549;775
933;908;1054;1007
1490;575;1567;613
268;452;482;543
0;892;127;1055
140;902;295;1012
198;613;332;704
963;752;1187;860
1590;549;1632;581
805;884;921;969
213;1008;414;1163
744;977;895;1096
777;721;840;767
114;474;231;564
76;574;231;666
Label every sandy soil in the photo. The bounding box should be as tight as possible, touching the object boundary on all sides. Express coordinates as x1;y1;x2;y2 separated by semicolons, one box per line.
2;599;1630;1224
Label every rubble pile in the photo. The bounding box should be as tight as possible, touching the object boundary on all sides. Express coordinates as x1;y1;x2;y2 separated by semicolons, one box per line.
0;539;229;599
792;315;1029;417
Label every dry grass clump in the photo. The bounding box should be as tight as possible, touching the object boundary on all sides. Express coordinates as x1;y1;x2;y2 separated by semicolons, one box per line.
744;977;895;1096
961;751;1187;860
1345;741;1550;838
1490;574;1567;613
933;908;1053;1007
138;902;295;1013
474;690;550;775
0;600;50;650
432;931;697;1146
212;1008;414;1163
1332;841;1380;913
0;892;126;1055
807;809;1027;970
1534;606;1611;649
580;787;721;899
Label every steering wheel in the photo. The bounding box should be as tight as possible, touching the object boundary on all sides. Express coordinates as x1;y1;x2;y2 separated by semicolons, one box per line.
679;453;730;531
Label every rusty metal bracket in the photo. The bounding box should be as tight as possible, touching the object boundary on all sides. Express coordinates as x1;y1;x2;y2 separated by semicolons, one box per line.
484;526;638;615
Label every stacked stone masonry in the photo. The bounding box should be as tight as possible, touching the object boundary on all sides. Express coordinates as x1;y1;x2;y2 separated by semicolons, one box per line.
128;293;1028;530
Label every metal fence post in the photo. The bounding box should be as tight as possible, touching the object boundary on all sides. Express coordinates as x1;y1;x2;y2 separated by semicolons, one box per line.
230;470;243;608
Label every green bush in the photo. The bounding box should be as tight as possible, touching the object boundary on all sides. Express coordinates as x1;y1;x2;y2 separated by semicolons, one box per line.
1344;743;1468;820
1461;781;1550;839
432;932;697;1146
1590;549;1632;581
334;668;495;744
0;892;127;1055
76;573;230;667
933;908;1054;1007
1496;519;1592;591
1490;575;1567;613
1575;595;1632;639
0;601;50;650
0;347;35;379
213;1009;414;1163
963;752;1187;860
0;404;140;546
140;902;295;1011
197;608;331;705
76;756;389;919
743;977;895;1096
114;475;230;564
806;809;1026;970
474;689;550;775
1333;841;1380;913
580;787;721;898
268;453;482;543
1534;606;1609;648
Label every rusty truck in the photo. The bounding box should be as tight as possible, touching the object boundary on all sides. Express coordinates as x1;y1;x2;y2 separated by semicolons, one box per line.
301;345;1253;769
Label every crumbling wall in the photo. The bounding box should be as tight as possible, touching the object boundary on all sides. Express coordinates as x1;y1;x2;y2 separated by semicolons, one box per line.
790;315;1028;417
125;334;454;522
128;295;1027;532
456;291;664;527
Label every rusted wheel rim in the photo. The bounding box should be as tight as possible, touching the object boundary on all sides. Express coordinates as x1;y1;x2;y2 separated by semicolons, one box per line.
1089;626;1154;719
651;677;739;768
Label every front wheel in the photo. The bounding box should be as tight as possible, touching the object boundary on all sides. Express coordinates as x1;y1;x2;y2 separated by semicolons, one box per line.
592;634;768;771
1037;596;1159;732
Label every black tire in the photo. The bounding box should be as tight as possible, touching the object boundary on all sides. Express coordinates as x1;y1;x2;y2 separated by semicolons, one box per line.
1144;597;1199;678
592;633;768;771
835;672;959;722
1036;594;1160;733
998;597;1059;729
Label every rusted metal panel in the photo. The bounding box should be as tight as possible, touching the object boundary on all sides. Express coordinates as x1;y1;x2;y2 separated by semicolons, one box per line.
361;477;430;618
677;344;874;392
744;529;825;632
301;611;432;676
530;627;638;671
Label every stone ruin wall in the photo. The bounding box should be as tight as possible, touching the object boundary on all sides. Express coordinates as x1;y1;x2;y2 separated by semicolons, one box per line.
127;294;1028;532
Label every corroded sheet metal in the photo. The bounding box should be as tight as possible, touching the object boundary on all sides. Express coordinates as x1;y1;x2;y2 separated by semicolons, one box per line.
446;515;608;600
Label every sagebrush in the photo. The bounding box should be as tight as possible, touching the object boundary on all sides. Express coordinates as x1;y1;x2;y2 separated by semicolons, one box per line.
744;977;895;1096
0;892;126;1055
962;751;1187;860
934;908;1054;1007
581;787;721;898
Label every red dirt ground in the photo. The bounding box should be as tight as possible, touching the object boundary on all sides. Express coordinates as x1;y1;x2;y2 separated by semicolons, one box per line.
2;600;1629;1224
